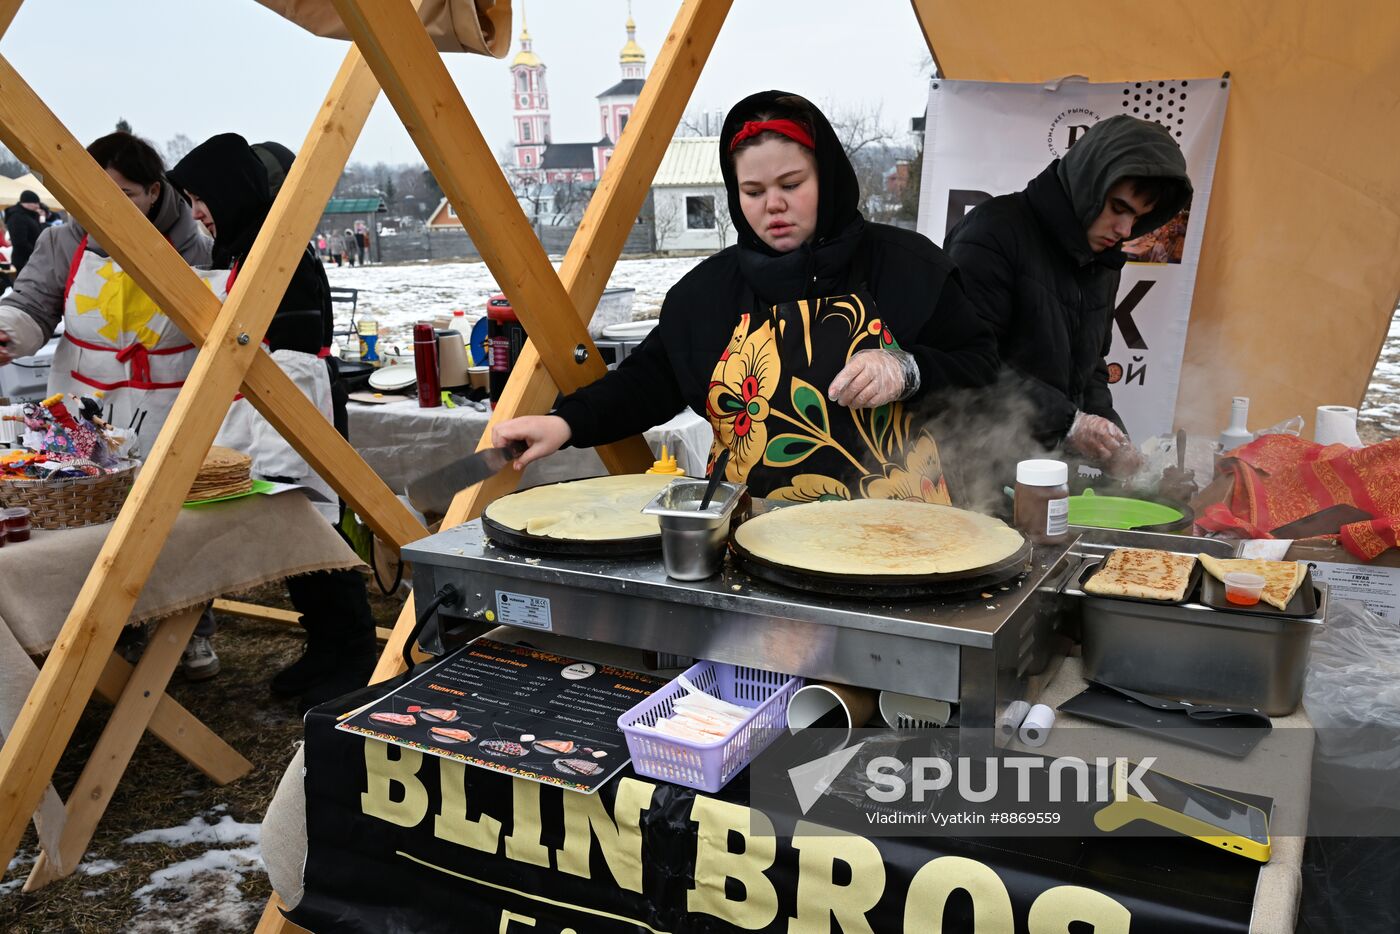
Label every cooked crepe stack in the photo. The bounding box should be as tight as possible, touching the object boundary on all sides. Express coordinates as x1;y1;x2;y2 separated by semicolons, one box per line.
1084;548;1197;602
186;446;252;501
1198;554;1308;611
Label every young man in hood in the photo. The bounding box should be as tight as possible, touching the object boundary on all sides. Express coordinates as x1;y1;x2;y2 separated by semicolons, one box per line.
3;191;44;275
946;115;1192;471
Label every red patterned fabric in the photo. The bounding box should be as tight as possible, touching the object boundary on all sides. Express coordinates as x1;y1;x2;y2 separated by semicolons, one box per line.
1196;434;1400;559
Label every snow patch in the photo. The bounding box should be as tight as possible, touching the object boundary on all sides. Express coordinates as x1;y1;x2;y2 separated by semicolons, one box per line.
78;858;121;875
128;845;264;933
123;813;258;848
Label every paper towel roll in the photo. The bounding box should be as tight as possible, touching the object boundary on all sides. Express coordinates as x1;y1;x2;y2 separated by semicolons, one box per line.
1314;405;1362;447
998;700;1031;739
1018;704;1056;748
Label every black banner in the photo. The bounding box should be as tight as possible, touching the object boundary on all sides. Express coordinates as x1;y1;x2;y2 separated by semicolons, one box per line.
291;676;1262;934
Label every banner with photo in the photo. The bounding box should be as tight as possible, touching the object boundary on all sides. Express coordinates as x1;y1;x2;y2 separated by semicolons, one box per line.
917;77;1229;442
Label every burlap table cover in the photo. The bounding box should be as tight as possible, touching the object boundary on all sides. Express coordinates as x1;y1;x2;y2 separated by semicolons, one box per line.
0;491;367;857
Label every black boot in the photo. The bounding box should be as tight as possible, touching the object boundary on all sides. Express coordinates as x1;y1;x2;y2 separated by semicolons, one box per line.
274;569;378;701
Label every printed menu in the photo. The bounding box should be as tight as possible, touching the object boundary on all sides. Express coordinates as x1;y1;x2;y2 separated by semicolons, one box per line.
337;638;665;793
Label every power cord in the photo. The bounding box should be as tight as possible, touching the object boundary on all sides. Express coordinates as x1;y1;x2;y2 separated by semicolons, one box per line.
402;584;461;671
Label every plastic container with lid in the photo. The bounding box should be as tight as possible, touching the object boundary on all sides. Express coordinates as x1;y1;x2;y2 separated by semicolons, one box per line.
1224;571;1266;607
3;506;31;543
1014;459;1070;545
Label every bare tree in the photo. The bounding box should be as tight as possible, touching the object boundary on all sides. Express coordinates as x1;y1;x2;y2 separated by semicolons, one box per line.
651;195;681;251
164;133;195;165
713;196;734;250
677;107;726;138
823;100;893;159
0;144;25;178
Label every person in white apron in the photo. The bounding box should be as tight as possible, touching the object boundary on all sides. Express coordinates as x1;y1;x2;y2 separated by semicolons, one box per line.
170;133;377;712
0;132;226;680
490;92;999;501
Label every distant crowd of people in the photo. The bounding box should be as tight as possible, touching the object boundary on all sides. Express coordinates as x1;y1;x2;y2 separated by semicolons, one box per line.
315;225;372;267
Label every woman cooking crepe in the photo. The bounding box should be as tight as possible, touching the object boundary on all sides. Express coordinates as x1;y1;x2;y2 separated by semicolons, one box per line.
496;91;998;502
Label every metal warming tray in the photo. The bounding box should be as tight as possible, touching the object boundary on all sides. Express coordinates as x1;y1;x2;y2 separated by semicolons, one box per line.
404;519;1081;730
1062;536;1327;716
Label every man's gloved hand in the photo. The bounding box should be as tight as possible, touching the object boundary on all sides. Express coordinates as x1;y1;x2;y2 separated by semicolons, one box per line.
828;349;920;409
1067;411;1130;464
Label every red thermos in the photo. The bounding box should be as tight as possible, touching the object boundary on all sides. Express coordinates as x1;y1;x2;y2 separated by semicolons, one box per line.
414;322;441;408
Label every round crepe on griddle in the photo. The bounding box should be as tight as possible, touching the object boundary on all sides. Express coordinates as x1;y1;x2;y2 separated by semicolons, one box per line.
734;499;1024;577
484;474;674;541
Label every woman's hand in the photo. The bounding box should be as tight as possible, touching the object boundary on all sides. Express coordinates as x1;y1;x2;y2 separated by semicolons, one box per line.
1067;411;1130;465
492;415;572;470
827;349;919;409
0;331;13;366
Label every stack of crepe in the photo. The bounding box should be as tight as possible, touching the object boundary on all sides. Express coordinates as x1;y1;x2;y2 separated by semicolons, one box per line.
187;446;252;501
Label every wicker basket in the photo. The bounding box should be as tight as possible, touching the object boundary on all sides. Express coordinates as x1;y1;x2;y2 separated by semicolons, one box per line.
0;460;140;530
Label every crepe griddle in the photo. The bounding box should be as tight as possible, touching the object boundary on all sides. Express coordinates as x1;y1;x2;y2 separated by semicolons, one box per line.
481;478;663;557
729;532;1033;600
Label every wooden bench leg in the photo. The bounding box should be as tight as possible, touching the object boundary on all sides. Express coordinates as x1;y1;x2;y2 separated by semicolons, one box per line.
255;894;313;933
94;649;252;785
213;598;392;643
23;607;248;890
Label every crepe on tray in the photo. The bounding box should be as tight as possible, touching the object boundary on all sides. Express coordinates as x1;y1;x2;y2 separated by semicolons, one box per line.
484;473;674;541
1084;548;1197;602
1197;554;1308;611
186;445;252;501
733;499;1025;577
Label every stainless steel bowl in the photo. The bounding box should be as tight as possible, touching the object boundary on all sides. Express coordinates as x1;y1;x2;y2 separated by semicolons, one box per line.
641;479;746;580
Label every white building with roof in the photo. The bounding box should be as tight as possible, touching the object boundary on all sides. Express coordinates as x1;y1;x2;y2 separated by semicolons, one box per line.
650;137;736;253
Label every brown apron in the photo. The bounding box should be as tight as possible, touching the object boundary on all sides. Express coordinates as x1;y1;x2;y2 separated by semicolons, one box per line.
704;290;951;504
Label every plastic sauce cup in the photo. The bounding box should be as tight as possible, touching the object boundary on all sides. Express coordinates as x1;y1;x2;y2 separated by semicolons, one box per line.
1224;571;1266;606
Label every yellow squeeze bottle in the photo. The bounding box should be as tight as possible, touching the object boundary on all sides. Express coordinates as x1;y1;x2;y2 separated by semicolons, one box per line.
647;445;686;476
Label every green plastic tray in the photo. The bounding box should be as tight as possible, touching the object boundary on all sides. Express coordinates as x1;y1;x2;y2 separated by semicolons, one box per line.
1067;490;1184;530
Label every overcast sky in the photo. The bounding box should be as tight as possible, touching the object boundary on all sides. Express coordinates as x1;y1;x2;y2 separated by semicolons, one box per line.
1;1;935;169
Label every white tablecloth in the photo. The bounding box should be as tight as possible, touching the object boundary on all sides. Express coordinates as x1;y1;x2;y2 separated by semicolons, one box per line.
346;398;712;514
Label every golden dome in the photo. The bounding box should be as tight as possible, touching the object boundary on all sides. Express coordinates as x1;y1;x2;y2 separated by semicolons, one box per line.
513;28;541;67
620;16;644;63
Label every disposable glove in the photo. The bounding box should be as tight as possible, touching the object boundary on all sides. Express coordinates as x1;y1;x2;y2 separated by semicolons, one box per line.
1067;411;1130;464
827;349;920;409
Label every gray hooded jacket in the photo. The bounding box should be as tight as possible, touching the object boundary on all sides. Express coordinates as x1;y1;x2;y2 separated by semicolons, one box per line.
0;181;212;358
947;115;1192;444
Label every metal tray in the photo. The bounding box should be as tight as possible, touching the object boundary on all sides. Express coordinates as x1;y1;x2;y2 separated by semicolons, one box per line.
1198;567;1319;619
728;535;1033;600
1064;557;1326;716
1078;550;1203;606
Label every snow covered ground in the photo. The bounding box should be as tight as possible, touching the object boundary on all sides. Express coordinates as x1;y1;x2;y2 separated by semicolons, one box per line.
1359;306;1400;439
326;254;705;349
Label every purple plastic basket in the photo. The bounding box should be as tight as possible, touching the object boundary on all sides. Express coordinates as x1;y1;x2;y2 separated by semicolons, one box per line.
617;660;802;793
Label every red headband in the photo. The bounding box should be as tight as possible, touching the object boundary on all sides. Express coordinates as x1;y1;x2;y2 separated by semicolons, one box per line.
728;119;815;153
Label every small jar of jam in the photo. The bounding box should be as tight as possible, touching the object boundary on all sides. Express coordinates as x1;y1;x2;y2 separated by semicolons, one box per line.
1014;459;1070;545
3;506;32;543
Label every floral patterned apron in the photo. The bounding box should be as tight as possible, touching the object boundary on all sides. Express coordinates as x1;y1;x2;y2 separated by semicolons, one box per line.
705;290;951;504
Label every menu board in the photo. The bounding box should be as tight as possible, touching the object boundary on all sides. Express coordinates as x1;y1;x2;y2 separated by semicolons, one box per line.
337;638;665;793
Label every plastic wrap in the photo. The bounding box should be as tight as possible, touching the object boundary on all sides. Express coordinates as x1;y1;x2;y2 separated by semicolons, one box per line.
1304;598;1400;770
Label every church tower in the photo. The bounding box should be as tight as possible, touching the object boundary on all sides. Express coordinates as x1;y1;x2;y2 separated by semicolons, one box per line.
510;6;550;180
595;4;647;176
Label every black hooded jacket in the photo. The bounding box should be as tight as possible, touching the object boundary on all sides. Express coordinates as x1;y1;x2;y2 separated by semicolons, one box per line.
946;115;1191;445
555;90;998;448
167;133;330;355
4;203;42;273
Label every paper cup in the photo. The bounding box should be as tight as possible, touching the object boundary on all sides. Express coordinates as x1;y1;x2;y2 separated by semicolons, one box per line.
468;366;490;390
787;682;877;746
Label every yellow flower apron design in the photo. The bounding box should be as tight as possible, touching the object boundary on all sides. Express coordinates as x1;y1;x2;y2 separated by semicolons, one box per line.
705;292;951;504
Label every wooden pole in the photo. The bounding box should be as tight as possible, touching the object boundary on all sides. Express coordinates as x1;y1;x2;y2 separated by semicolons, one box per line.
0;47;406;872
0;0;23;39
330;0;656;477
369;0;734;683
